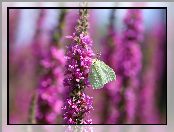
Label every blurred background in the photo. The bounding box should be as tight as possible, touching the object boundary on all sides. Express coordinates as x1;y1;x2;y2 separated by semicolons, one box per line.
2;1;173;132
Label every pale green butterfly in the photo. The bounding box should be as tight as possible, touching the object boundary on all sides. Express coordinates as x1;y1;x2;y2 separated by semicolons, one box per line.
89;59;116;89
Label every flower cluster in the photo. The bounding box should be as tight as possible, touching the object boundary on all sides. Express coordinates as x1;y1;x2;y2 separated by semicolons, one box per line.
63;93;93;124
64;34;94;90
63;33;94;124
116;9;143;78
115;9;143;123
123;9;144;42
138;23;166;123
35;9;67;124
140;70;160;123
116;41;142;78
36;47;65;123
101;9;122;124
32;9;48;61
63;9;94;124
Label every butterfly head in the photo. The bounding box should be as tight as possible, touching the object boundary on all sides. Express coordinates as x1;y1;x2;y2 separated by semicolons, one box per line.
96;52;101;59
92;58;98;65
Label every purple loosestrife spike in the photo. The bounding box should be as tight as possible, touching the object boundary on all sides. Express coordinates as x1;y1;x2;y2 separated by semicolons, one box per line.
36;48;65;124
31;9;48;75
138;23;166;124
116;9;143;123
63;9;94;124
117;9;143;78
36;9;66;124
139;70;160;123
101;9;121;124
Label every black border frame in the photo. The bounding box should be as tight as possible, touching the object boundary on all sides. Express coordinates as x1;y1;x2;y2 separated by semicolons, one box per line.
7;6;167;125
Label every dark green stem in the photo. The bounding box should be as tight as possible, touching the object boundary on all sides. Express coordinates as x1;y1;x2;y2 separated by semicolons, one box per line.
28;94;37;124
52;9;67;47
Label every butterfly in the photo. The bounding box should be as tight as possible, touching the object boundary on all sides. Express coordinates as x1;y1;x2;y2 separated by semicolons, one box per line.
89;59;116;89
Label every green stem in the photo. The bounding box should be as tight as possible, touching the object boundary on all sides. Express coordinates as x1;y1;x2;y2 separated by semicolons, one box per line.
52;9;67;47
28;94;37;124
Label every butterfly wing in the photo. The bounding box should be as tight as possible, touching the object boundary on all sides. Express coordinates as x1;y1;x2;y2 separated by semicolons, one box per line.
89;62;104;89
98;60;116;84
89;59;116;89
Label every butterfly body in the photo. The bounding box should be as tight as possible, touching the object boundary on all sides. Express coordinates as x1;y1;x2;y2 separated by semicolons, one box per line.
89;59;116;89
